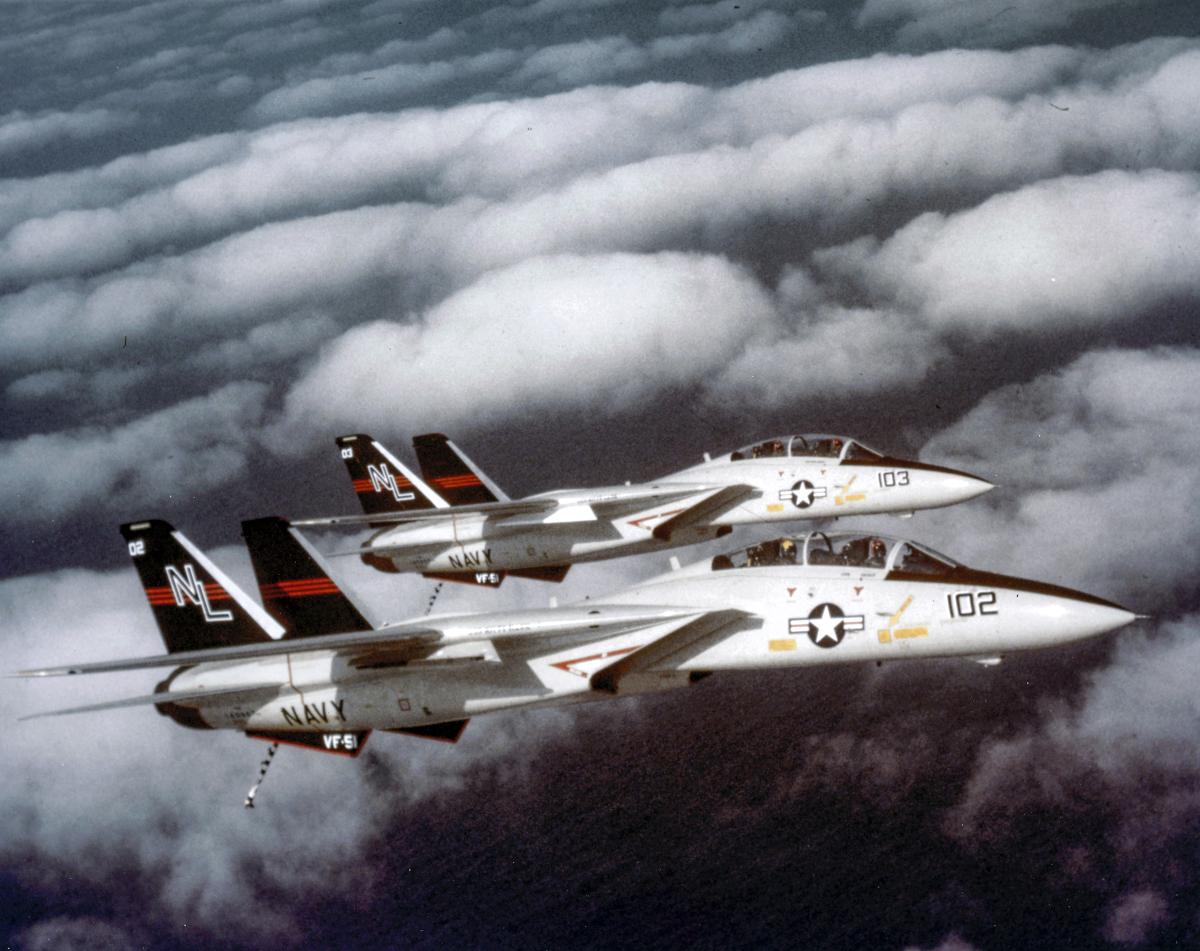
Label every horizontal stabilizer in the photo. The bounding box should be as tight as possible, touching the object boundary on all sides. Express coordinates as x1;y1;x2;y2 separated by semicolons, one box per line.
650;484;756;541
591;609;752;694
248;730;370;757
387;719;469;743
20;682;282;721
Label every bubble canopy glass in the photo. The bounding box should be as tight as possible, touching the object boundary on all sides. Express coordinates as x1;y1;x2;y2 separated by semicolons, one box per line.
728;435;884;462
710;532;958;574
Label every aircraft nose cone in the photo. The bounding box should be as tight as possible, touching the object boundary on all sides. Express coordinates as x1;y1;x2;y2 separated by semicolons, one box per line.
1070;601;1137;640
1025;593;1137;645
922;469;995;507
952;473;995;502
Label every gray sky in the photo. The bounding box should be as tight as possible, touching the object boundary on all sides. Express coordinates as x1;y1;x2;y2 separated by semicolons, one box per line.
2;1;1199;949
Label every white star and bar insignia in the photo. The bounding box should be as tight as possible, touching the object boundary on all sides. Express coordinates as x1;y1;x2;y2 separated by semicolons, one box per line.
779;479;827;509
788;603;865;648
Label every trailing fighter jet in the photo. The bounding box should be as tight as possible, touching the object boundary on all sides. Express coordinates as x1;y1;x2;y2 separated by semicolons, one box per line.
19;519;1134;762
297;432;994;587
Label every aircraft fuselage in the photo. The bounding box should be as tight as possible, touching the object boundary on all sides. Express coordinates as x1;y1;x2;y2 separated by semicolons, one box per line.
366;455;992;576
161;556;1131;737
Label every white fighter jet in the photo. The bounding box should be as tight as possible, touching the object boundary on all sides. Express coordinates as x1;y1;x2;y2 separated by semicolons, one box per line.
19;518;1135;761
296;432;994;587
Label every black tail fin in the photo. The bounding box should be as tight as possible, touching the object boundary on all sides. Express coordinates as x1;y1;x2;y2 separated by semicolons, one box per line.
241;517;374;638
335;434;446;518
121;520;284;653
412;432;508;505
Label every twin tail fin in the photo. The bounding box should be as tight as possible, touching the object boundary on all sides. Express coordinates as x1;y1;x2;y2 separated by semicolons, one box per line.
241;516;374;637
335;434;446;518
412;432;508;505
121;520;284;653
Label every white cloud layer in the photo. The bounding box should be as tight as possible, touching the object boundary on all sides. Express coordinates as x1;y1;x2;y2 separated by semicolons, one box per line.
913;347;1200;604
4;41;1198;395
712;299;947;405
1;34;1198;550
815;170;1200;333
278;251;778;439
9;40;1198;292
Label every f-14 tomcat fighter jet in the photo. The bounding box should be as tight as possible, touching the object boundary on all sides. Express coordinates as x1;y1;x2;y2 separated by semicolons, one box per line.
297;432;994;587
20;519;1133;760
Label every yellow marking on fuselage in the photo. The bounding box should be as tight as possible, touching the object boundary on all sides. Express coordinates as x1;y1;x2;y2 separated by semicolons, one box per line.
888;596;914;628
878;596;925;643
766;503;784;513
769;638;797;652
834;475;866;506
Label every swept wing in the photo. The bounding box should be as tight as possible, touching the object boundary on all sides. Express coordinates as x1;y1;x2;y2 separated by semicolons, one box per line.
16;608;704;678
295;484;756;547
591;608;752;692
293;498;556;527
20;682;283;721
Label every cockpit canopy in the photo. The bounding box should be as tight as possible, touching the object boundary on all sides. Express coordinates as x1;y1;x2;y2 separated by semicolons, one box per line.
729;434;883;463
711;532;958;575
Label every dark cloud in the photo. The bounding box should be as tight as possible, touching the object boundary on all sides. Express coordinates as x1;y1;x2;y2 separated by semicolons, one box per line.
902;936;983;951
15;916;142;951
0;109;136;162
0;383;269;524
1102;889;1170;946
660;0;824;32
858;0;1141;49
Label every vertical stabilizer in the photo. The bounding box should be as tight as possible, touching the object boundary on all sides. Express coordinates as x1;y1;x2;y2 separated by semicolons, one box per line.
335;434;447;518
241;517;374;637
121;520;284;653
413;432;509;505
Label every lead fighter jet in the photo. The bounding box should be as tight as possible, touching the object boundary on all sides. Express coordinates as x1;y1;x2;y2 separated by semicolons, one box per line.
297;433;994;586
20;518;1134;761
